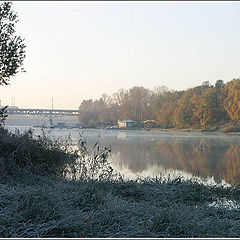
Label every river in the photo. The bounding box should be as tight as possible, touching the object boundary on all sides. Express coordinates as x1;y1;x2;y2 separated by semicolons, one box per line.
6;125;240;186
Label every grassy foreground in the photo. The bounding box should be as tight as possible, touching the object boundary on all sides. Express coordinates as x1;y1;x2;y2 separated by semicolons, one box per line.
0;128;240;238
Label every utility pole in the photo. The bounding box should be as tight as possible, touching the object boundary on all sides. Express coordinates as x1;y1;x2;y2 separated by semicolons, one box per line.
49;97;54;127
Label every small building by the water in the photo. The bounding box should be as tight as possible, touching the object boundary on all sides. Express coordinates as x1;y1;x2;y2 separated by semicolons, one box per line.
118;120;135;128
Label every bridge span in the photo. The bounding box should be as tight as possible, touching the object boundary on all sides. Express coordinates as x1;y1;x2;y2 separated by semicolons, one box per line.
6;107;84;116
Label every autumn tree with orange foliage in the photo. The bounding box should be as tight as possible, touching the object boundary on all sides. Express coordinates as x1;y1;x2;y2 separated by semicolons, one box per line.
78;79;240;129
223;79;240;121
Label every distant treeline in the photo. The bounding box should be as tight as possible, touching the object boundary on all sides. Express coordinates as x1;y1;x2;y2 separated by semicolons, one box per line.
78;79;240;129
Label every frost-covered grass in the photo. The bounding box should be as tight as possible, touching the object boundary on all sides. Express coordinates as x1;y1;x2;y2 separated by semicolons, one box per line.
1;176;240;238
0;127;240;237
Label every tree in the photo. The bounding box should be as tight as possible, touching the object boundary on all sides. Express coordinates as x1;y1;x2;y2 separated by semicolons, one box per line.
0;2;26;85
173;89;196;128
192;88;227;126
124;86;152;122
153;86;171;96
79;99;94;111
153;91;181;128
223;79;240;121
215;79;225;89
201;81;211;87
0;2;26;125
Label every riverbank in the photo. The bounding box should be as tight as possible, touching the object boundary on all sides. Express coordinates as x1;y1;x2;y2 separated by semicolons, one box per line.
1;175;240;238
149;122;240;134
150;127;239;133
85;121;240;134
0;127;240;238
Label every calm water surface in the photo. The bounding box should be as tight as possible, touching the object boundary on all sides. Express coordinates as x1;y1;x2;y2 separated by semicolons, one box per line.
6;126;240;186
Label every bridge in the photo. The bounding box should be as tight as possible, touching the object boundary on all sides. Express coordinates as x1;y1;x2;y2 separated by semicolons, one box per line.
5;107;84;116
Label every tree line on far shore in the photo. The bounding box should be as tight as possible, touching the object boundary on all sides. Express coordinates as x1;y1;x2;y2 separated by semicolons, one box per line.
78;79;240;129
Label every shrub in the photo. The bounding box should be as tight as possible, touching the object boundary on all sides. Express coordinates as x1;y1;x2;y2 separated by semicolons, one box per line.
0;127;116;182
0;127;79;181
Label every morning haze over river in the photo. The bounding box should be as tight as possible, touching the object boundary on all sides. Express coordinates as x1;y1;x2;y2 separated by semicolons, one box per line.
6;122;240;186
3;2;240;237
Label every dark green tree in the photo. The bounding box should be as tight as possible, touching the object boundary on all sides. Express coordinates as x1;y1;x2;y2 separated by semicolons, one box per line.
0;2;26;86
0;2;26;125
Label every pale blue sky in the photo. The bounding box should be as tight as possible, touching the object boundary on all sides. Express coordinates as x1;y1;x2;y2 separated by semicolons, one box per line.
1;1;240;109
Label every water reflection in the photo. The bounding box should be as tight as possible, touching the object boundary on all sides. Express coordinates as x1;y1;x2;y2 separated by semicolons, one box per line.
82;131;240;185
5;126;240;185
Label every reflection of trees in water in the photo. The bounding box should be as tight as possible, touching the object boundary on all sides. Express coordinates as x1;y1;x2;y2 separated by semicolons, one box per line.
157;138;240;185
82;134;240;185
102;137;240;185
111;138;153;173
152;138;229;184
222;145;240;185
